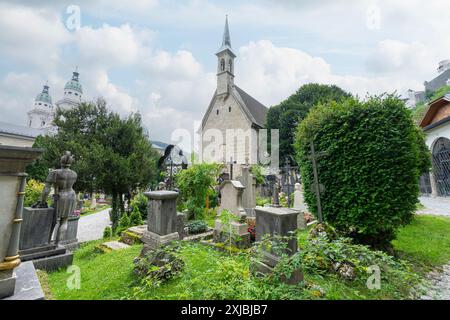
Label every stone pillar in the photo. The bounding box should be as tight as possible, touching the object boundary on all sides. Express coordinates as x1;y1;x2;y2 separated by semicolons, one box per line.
430;171;438;197
141;191;179;255
293;183;307;230
0;146;43;299
239;165;256;217
252;206;303;284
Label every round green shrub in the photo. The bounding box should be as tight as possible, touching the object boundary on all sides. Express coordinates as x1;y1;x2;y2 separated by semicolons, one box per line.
186;220;208;235
294;95;430;250
130;193;148;220
103;226;113;239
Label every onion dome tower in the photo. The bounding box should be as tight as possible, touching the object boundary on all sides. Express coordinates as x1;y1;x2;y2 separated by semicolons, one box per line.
56;67;83;110
27;83;55;129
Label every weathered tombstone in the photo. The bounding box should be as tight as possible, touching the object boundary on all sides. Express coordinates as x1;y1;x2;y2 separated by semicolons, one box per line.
293;183;307;230
251;206;303;284
0;145;44;299
176;212;187;240
19;151;76;272
238;162;257;217
61;211;80;251
214;180;250;248
141;191;179;255
217;180;246;217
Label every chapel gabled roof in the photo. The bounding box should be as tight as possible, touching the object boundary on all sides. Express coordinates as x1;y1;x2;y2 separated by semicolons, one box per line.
234;86;268;128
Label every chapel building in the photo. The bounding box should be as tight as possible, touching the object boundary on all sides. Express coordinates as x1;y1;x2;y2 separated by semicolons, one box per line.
200;17;268;174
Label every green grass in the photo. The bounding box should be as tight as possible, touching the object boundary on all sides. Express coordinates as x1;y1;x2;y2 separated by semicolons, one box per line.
46;240;141;300
45;215;450;300
392;215;450;267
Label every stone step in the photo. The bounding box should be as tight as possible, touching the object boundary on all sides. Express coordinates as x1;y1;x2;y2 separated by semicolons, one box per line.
100;241;131;251
20;246;67;262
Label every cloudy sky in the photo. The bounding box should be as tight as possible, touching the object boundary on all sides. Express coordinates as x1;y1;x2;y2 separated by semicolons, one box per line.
1;0;449;150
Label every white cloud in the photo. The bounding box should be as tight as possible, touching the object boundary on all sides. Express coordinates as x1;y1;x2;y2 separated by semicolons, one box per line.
0;2;70;69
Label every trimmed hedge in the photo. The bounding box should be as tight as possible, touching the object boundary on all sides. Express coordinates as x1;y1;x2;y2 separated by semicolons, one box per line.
294;95;430;249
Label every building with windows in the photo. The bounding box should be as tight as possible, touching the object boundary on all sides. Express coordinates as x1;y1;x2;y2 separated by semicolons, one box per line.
200;17;268;172
419;92;450;197
27;68;83;131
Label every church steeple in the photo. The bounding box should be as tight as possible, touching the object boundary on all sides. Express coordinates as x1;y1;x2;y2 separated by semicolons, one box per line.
216;15;235;96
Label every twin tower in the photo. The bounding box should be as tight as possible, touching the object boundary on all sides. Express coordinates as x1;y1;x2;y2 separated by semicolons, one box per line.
27;68;83;130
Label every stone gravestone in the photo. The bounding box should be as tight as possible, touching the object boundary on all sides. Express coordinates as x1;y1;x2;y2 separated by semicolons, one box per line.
238;163;257;217
251;206;303;284
217;180;246;218
141;190;180;255
214;180;250;248
19;151;76;272
61;211;80;251
293;183;307;230
0;145;44;300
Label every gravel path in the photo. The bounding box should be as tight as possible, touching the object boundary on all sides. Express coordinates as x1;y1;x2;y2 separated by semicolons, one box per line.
417;196;450;217
420;264;450;300
77;208;112;243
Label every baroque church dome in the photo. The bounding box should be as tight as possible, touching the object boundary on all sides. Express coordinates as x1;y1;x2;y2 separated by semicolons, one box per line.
64;69;83;95
35;84;53;106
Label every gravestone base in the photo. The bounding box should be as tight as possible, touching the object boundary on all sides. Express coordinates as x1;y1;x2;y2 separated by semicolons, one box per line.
19;244;73;272
297;211;307;230
213;220;251;249
60;240;79;252
0;270;16;299
3;261;45;300
141;231;180;255
250;251;303;285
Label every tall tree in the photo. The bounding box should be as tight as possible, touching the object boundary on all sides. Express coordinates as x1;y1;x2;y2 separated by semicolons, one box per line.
266;83;351;163
28;99;160;230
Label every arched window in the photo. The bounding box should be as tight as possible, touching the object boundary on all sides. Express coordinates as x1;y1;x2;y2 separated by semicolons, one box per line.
220;58;225;72
216;109;219;115
229;59;233;73
432;137;450;196
229;106;231;112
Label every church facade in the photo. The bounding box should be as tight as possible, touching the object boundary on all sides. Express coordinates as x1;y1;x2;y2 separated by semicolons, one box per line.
27;68;83;132
200;17;268;170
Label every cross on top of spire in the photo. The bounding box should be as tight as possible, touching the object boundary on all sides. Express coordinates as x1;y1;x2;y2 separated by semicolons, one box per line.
217;15;234;54
72;66;79;81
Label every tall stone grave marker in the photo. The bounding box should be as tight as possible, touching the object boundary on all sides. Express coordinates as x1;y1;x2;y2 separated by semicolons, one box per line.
293;182;308;230
217;180;246;217
238;162;256;217
0;145;43;299
141;190;179;255
252;205;303;284
214;180;250;248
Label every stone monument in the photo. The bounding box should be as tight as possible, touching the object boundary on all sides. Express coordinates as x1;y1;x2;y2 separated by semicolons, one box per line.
293;182;307;230
19;151;76;271
0;145;44;299
141;190;180;255
238;161;257;217
214;180;250;248
251;205;303;284
217;180;246;217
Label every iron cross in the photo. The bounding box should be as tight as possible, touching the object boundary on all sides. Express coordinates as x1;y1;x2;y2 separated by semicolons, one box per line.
227;157;237;180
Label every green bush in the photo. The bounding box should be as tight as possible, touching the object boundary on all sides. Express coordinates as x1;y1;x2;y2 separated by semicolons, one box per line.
175;163;222;220
130;193;148;220
116;212;131;235
129;206;143;226
186;220;208;234
256;196;271;206
24;179;45;207
103;226;113;239
294;95;431;250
